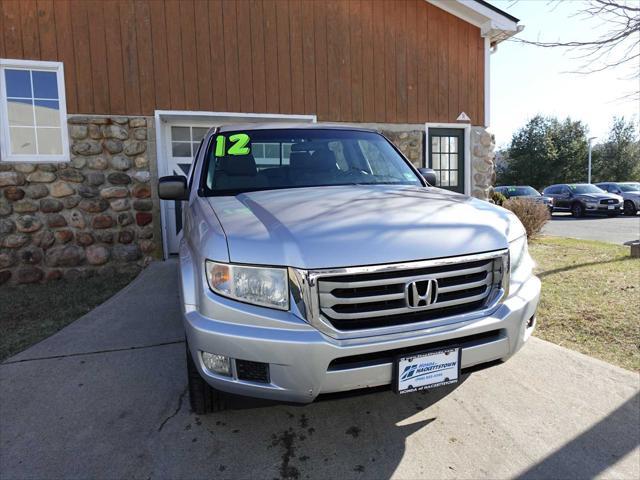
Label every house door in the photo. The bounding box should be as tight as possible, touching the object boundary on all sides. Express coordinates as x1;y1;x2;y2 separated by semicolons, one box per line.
427;128;465;194
164;124;212;254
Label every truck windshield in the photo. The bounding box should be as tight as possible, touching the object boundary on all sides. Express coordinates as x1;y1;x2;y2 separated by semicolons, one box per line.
201;129;423;195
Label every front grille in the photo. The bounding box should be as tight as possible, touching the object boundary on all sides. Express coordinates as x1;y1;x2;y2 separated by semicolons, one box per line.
235;360;270;383
317;255;504;331
600;199;618;205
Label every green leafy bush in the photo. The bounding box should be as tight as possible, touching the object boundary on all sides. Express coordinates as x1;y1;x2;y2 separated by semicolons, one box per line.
503;198;550;239
491;190;507;206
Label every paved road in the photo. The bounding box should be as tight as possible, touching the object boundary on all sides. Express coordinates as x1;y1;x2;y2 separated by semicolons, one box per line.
1;261;639;479
543;212;640;244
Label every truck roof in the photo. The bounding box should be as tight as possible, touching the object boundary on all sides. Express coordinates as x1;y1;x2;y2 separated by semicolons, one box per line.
215;122;378;134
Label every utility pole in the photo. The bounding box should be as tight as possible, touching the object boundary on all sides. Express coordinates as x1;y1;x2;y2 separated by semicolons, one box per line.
588;136;597;183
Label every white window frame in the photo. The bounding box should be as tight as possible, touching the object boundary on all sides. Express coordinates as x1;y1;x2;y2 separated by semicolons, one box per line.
0;58;70;163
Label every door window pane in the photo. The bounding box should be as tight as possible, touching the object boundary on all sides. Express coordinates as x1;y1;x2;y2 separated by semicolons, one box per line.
440;137;449;153
440;170;450;187
192;127;209;141
171;126;190;141
431;137;439;152
172;142;191;157
449;171;458;187
449;137;458;153
449;154;458;169
432;153;440;170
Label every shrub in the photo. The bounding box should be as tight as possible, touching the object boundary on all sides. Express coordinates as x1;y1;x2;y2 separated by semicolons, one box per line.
491;190;507;206
503;198;550;239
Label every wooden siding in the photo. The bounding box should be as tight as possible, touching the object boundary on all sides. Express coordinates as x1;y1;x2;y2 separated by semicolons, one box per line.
0;0;485;125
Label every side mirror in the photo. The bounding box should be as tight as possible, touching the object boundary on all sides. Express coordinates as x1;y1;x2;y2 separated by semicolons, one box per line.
158;175;188;200
417;168;437;186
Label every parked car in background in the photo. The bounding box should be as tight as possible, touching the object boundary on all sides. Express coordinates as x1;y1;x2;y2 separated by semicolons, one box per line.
595;182;640;216
494;185;553;213
158;124;540;413
542;184;623;218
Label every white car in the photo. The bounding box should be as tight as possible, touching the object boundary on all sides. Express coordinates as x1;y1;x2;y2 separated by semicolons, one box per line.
596;182;640;215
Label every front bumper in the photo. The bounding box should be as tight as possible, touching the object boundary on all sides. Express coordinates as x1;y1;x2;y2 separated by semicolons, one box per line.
585;203;621;213
184;274;541;403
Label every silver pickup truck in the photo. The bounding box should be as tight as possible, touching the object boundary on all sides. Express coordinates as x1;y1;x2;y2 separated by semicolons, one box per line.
158;124;540;414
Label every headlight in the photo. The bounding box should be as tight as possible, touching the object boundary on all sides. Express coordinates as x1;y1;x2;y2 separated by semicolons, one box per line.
205;260;289;310
509;235;532;285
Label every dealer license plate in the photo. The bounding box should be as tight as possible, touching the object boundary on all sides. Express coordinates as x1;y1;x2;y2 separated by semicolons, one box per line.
394;347;461;394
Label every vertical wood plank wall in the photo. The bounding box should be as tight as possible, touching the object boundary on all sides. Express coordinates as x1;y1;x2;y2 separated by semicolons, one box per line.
0;0;485;125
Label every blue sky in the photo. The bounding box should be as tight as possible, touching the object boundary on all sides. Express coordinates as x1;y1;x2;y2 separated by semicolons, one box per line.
490;0;639;148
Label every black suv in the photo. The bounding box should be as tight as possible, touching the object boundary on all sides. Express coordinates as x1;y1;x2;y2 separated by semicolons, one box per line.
542;184;622;218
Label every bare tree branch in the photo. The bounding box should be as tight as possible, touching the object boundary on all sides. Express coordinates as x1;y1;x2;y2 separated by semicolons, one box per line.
508;0;640;98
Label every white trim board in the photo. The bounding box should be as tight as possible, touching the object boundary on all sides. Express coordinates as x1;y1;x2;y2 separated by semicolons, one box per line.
424;123;472;196
154;110;317;259
426;0;520;43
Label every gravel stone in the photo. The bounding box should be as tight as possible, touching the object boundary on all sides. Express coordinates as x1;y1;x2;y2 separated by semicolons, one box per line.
50;182;75;198
45;245;85;267
47;213;67;228
26;184;49;199
16;215;42;233
107;172;132;185
14;200;39;213
86;245;110;265
4;186;25;201
79;198;109;213
58;169;85;183
92;214;114;229
86;172;106;186
40;198;64;213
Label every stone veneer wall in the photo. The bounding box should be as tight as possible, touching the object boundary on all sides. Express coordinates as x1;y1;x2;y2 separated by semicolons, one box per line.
469;127;496;201
381;130;423;168
0;115;160;285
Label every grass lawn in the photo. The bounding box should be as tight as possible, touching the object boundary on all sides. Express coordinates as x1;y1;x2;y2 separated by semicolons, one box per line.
530;237;640;371
0;271;139;362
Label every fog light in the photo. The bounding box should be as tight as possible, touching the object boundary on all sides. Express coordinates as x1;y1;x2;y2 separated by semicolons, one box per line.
201;352;231;376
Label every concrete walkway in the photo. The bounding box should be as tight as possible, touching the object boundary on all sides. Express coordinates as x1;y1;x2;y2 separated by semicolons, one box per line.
1;260;638;479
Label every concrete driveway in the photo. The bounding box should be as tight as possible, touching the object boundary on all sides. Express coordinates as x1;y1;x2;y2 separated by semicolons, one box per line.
543;213;640;244
1;261;638;479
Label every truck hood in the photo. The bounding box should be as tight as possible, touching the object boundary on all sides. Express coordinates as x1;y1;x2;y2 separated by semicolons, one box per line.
207;185;523;269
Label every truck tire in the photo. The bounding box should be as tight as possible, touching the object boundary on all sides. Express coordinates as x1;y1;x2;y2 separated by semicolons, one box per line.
624;200;637;216
571;202;584;218
186;345;228;414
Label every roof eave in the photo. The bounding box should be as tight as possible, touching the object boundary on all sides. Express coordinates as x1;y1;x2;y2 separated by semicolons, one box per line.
426;0;523;45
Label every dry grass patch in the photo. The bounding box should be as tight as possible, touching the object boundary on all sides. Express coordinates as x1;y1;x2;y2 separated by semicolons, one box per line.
0;271;139;361
530;237;640;371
